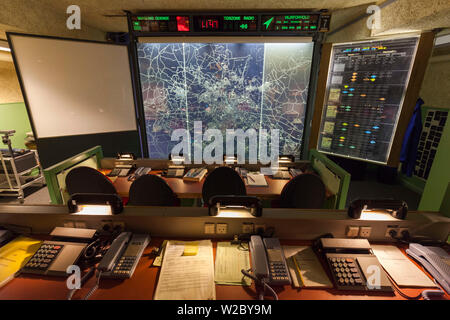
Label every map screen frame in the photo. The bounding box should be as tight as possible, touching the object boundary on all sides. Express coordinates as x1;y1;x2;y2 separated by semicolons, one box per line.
317;37;419;164
136;38;315;160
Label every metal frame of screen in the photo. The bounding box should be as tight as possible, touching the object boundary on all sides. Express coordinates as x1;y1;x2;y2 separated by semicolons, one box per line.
126;11;325;160
316;36;420;165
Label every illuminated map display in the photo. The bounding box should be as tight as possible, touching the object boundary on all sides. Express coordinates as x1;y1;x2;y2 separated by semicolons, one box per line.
317;37;419;164
137;42;313;159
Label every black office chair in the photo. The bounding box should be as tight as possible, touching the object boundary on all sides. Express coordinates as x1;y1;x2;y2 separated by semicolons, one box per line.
65;166;117;196
202;166;246;204
128;174;179;206
279;173;326;209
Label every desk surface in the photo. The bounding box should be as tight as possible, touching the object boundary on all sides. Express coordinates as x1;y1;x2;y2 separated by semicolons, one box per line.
0;238;447;300
111;170;290;200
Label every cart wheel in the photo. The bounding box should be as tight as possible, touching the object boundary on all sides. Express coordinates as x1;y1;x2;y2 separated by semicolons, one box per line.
18;196;24;204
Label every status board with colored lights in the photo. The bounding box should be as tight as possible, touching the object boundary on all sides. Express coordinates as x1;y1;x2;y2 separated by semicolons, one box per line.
317;37;419;164
129;13;331;35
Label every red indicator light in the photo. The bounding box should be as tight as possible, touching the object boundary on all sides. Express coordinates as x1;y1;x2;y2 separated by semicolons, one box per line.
176;16;190;31
201;18;219;30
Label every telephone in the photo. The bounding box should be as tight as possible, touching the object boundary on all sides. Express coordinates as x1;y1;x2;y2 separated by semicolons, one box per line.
98;232;150;279
166;165;185;178
315;238;393;292
108;167;131;177
128;167;152;181
249;235;291;286
406;243;450;294
22;227;97;276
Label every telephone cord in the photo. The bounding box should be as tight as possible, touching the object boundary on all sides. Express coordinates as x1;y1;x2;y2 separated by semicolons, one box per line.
241;269;278;300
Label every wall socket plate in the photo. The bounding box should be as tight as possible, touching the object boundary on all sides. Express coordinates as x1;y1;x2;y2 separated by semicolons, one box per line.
204;223;215;234
359;226;372;238
346;226;360;237
216;223;228;234
241;223;254;234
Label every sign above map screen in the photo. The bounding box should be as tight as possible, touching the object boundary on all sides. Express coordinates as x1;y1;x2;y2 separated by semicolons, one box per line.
137;41;314;159
130;13;330;35
317;37;419;164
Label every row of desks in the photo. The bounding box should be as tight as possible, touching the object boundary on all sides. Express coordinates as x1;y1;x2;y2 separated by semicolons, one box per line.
109;170;331;200
0;238;446;300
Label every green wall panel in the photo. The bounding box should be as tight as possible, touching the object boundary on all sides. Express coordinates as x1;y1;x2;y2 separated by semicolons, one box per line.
0;102;32;149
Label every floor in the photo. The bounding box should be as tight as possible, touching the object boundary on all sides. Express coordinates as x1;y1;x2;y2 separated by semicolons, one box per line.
0;186;51;205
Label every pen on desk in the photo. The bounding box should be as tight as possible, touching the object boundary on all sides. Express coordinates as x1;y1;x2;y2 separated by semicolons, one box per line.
248;175;255;182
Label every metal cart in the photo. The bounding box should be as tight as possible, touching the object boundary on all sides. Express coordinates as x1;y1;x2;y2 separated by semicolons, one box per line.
0;130;45;203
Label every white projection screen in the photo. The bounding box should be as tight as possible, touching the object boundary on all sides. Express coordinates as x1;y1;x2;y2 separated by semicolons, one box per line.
9;34;137;138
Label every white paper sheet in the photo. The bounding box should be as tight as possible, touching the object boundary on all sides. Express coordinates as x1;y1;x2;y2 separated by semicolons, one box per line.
154;240;216;300
246;173;268;187
372;245;436;288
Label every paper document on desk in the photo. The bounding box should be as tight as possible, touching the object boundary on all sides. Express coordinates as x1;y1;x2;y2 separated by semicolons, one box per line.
0;236;41;288
246;173;268;187
372;245;436;287
283;246;332;288
154;240;215;300
214;242;251;286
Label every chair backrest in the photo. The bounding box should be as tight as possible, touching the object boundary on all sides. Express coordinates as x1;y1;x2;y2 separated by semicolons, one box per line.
279;173;326;209
128;174;179;206
202;166;246;204
65;166;116;196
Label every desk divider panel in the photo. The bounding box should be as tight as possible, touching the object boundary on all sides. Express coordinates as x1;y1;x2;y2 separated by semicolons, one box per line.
309;149;350;209
43;146;103;204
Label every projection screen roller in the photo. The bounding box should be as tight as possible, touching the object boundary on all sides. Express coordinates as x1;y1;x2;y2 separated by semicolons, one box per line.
9;34;137;138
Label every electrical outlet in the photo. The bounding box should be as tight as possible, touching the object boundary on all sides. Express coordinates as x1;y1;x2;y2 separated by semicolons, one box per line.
398;227;409;238
204;223;215;234
216;223;228;234
101;220;114;232
241;223;254;234
113;221;125;231
346;226;359;237
359;226;372;238
63;220;75;228
385;226;399;238
255;224;266;234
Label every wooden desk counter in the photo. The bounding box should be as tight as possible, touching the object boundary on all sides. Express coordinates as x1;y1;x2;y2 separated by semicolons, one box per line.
0;238;447;300
112;171;288;200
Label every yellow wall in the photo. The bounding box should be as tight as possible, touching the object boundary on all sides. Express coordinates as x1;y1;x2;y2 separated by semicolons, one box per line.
0;60;22;104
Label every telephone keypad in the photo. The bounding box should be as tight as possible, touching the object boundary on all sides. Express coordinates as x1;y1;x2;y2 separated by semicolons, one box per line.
113;256;137;275
24;244;64;271
328;257;365;290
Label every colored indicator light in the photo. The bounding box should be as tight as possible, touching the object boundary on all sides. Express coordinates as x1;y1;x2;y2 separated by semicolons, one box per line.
263;17;274;29
365;131;371;134
349;146;356;149
240;23;248;30
341;128;347;131
339;144;344;147
176;16;190;31
343;123;348;126
370;140;376;144
354;124;360;127
373;126;379;129
371;75;376;78
351;79;356;82
340;136;345;139
348;94;354;96
349;88;355;91
343;91;348;94
344;85;348;88
310;26;317;29
224;16;241;21
360;94;366;97
379;98;385;101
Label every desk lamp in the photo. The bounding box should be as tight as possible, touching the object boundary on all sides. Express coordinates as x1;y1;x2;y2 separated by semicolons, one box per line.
348;199;408;221
208;195;262;217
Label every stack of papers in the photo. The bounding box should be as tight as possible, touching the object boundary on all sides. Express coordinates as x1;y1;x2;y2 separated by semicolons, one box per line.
154;240;216;300
283;246;332;288
246;173;268;187
214;242;251;286
372;245;436;287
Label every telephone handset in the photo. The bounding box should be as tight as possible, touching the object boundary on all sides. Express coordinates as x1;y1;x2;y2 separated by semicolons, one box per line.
249;235;291;286
128;167;152;181
98;232;150;278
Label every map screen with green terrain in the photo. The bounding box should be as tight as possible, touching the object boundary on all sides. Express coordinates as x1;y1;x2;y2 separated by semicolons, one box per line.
137;42;314;159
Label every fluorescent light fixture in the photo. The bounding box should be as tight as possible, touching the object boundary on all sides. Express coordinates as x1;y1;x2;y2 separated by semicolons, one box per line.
171;155;185;165
0;41;11;52
216;207;255;218
359;210;400;221
72;204;112;215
